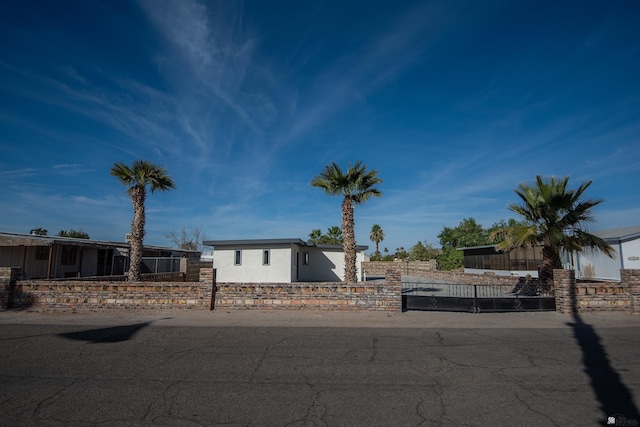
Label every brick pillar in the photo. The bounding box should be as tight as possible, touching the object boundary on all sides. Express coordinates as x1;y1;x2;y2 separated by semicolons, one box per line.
554;269;576;314
0;267;21;309
384;267;402;312
180;257;187;274
621;269;640;315
179;258;192;281
200;267;216;310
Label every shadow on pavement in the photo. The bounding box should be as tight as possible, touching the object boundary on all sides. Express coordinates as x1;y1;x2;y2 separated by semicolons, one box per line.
568;293;640;426
57;318;171;343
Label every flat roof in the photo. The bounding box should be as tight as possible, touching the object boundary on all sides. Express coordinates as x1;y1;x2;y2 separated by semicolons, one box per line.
457;244;498;251
592;226;640;243
203;238;368;251
0;231;200;254
203;238;308;247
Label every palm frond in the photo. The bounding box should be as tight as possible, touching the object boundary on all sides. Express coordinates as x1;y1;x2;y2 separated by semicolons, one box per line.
504;175;614;261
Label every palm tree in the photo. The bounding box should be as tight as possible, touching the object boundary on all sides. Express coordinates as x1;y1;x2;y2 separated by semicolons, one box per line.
325;226;344;244
29;227;48;236
57;229;90;239
308;229;323;243
110;160;175;281
491;175;614;283
369;224;384;256
311;161;382;283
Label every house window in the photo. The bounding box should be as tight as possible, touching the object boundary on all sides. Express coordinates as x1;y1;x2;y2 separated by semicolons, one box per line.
234;250;242;266
35;246;48;261
303;252;310;265
263;249;270;265
61;246;78;266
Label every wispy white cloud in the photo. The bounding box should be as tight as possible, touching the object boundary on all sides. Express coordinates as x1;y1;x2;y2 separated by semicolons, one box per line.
138;0;261;132
0;168;39;178
52;164;95;175
0;182;132;239
53;163;81;168
276;2;460;148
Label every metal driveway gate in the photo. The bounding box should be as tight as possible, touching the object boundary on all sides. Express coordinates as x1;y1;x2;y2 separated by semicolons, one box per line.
402;279;556;313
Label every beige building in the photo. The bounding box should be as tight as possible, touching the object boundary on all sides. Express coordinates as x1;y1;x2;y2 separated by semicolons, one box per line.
0;231;200;279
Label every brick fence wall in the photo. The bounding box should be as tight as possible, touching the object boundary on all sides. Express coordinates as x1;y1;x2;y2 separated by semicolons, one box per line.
554;269;640;314
383;265;524;286
5;264;639;314
363;261;436;277
213;267;403;312
1;267;214;310
1;265;403;312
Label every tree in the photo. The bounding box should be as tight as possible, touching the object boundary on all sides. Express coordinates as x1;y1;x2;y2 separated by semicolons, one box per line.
369;224;384;256
57;229;90;239
435;217;526;270
167;227;206;251
30;227;48;236
492;175;614;283
111;160;175;281
395;247;409;260
308;229;323;243
311;161;382;283
308;227;343;244
487;218;526;236
409;241;440;261
437;247;463;270
324;226;344;244
437;218;488;270
438;217;487;249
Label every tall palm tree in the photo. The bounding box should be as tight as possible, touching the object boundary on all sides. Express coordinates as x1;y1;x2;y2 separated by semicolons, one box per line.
491;175;614;283
369;224;384;256
110;160;175;281
311;161;382;283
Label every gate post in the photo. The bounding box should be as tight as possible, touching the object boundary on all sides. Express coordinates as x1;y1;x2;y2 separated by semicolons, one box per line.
0;267;21;309
384;267;402;312
554;269;576;314
621;269;640;315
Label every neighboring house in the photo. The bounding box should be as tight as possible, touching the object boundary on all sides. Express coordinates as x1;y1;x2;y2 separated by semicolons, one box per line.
459;245;542;277
459;226;640;281
203;238;369;283
569;226;640;281
0;231;200;279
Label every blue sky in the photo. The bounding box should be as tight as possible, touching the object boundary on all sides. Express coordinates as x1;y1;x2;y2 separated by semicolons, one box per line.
1;0;639;253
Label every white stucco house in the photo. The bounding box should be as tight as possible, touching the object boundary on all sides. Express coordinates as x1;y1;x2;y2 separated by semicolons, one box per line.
203;238;369;283
569;226;640;281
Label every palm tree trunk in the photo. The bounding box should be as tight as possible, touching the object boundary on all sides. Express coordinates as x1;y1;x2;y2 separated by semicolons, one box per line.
128;185;146;282
342;196;357;283
540;244;562;284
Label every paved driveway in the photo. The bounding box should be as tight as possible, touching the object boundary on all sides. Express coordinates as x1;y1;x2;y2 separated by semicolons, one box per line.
1;310;639;426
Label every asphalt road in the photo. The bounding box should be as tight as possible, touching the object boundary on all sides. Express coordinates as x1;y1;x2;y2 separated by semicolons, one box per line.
1;310;639;426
